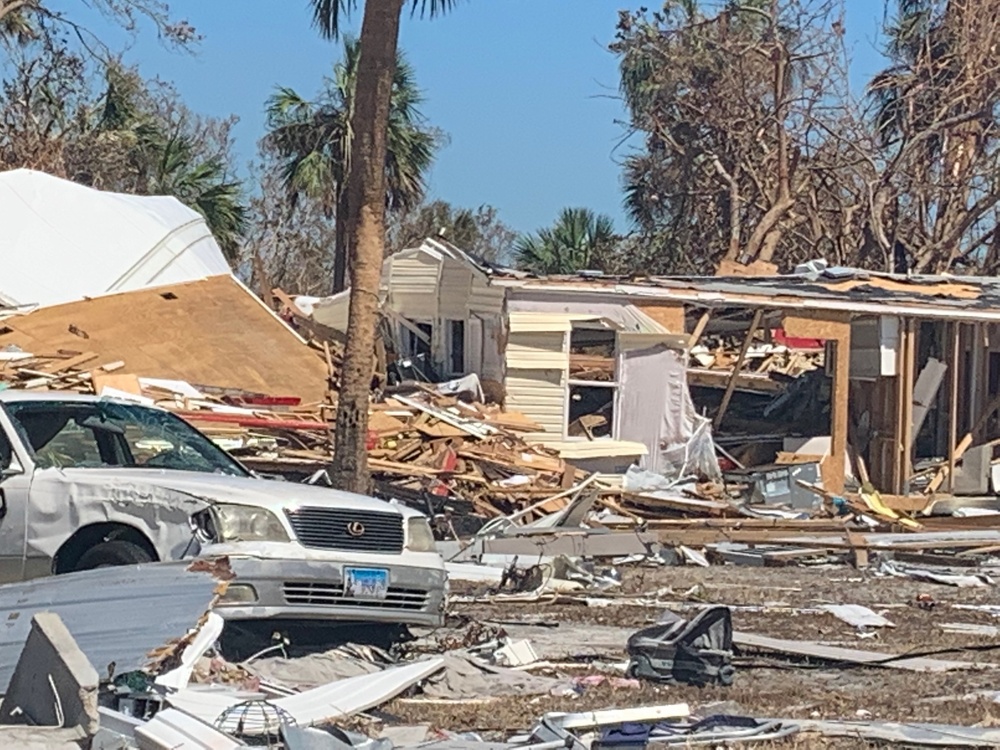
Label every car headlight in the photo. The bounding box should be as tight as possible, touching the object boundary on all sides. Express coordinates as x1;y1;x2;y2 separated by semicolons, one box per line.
406;517;437;552
212;504;289;543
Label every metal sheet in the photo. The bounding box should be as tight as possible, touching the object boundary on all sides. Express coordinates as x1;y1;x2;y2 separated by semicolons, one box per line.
0;561;224;694
168;658;446;732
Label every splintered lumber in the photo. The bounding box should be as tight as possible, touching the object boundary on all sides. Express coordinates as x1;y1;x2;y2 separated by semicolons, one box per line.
927;392;1000;494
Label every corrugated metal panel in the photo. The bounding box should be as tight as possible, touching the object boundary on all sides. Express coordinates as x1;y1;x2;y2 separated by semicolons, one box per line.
0;561;223;694
505;369;565;436
438;260;473;319
469;280;504;315
506;331;567;369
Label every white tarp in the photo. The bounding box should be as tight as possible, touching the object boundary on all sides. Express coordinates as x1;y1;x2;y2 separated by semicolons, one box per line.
0;169;231;307
617;340;720;481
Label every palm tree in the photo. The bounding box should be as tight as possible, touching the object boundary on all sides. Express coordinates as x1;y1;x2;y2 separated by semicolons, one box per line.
149;134;247;262
515;208;617;275
94;66;248;262
264;37;436;293
308;0;456;493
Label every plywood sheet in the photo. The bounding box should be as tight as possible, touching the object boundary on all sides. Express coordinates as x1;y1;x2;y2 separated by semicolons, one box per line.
823;277;980;299
0;276;329;403
783;311;851;341
715;258;779;277
635;303;685;333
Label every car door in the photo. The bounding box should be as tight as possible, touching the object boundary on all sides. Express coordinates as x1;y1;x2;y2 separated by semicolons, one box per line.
0;407;32;582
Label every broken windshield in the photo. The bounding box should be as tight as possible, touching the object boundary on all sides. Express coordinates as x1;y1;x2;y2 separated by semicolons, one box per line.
2;400;249;477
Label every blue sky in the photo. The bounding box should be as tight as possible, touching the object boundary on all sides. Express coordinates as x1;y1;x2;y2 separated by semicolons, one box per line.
55;0;891;236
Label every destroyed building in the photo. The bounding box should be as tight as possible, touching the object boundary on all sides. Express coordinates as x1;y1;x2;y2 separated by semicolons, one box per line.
311;242;1000;507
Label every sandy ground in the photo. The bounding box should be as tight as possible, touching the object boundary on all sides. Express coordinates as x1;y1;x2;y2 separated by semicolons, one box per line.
384;564;1000;747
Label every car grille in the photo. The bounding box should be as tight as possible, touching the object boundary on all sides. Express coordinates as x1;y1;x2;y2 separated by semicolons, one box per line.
286;507;404;553
283;582;429;611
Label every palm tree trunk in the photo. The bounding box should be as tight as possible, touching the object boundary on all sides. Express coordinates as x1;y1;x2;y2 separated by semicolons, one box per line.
332;185;349;293
330;0;404;493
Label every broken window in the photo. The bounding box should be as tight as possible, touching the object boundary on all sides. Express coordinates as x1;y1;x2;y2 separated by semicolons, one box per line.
569;328;616;382
566;325;618;439
2;401;248;476
404;321;432;358
447;320;465;375
567;385;615;439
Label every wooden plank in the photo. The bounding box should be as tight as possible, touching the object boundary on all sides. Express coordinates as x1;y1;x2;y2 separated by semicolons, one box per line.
900;319;916;491
687;367;784;394
91;372;142;396
826;336;851;495
715;258;778;277
686;310;712;351
949;322;961;492
733;631;990;672
713;309;764;429
40;351;97;373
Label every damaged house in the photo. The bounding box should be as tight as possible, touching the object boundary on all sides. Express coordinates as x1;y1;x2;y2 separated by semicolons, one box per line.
311;239;715;478
314;241;1000;501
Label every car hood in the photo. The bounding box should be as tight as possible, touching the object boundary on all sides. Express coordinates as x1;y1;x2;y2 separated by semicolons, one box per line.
45;467;417;518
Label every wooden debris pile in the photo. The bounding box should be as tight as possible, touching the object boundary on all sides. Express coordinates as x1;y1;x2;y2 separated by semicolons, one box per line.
366;390;576;521
0;348;129;391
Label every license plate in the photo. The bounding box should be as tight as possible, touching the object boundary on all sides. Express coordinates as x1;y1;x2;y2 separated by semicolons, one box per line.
344;567;389;599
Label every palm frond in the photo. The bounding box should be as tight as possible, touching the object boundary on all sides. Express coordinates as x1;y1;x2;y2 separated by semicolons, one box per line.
310;0;357;40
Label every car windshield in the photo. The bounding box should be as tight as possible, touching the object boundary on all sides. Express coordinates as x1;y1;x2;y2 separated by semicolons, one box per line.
3;400;249;477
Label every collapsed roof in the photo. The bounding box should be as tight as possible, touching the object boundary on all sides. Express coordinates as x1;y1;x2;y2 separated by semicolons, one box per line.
0;169;231;308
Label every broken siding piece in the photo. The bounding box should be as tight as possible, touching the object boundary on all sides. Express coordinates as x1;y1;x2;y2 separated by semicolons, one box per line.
733;631;990;672
819;604;895;629
168;658;446;732
0;560;226;695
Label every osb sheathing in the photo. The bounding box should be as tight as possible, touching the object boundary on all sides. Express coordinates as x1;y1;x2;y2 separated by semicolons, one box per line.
0;276;329;403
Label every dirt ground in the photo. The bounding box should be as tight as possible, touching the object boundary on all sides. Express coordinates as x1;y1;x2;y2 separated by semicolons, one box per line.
386;564;1000;747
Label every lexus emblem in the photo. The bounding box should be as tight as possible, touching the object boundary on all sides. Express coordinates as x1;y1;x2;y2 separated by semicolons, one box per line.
346;522;366;538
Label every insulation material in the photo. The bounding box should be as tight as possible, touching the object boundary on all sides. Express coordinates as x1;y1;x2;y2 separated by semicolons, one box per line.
0;169;230;308
617;341;720;481
0;276;330;403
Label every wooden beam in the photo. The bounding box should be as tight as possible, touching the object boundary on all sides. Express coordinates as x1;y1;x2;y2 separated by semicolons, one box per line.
900;319;916;493
826;335;851;495
686;309;712;351
713;308;764;429
948;322;961;492
383;306;430;344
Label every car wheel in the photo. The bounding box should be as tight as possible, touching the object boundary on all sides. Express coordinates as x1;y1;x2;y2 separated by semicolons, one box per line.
75;540;154;571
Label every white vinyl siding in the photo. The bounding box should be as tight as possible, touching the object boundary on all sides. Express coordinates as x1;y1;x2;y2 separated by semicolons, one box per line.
387;255;439;319
505;369;566;437
506;331;568;370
